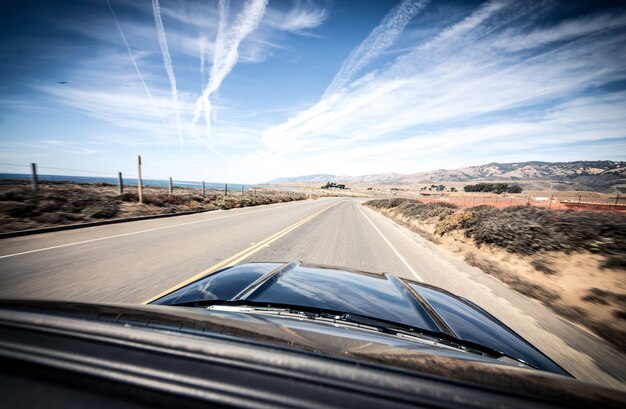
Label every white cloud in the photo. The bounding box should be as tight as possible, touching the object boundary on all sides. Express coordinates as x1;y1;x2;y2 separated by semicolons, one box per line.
191;0;268;145
256;0;626;179
264;0;328;34
325;0;429;96
492;12;626;51
152;0;183;146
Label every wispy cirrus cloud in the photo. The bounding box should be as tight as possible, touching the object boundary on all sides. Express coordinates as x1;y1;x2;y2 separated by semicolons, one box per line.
264;0;328;34
324;0;429;97
106;0;165;127
191;0;268;143
492;12;626;51
4;0;623;183
256;0;626;177
151;0;183;146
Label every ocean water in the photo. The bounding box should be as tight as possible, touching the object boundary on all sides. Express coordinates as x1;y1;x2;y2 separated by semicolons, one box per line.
0;173;251;191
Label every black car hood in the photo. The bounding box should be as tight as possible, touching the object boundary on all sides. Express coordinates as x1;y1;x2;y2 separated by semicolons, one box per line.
151;261;568;376
1;300;625;408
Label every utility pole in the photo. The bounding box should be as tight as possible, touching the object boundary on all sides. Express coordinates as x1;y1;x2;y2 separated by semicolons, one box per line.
118;172;124;194
137;155;143;204
30;163;39;192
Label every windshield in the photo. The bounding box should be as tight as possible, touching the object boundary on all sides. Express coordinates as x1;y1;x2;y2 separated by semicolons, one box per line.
1;0;625;394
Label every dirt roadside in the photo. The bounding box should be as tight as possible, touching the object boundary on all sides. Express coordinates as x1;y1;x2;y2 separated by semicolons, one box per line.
365;198;626;354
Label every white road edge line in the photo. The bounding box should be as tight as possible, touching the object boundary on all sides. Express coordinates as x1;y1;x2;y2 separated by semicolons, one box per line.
358;204;423;282
0;200;324;260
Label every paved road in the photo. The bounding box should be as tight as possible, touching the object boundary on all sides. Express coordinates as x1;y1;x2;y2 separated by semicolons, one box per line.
0;197;624;389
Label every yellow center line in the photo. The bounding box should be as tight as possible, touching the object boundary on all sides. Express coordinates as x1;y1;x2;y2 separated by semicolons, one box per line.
142;202;340;304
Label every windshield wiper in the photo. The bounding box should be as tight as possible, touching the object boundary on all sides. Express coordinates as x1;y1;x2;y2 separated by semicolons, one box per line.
199;302;534;369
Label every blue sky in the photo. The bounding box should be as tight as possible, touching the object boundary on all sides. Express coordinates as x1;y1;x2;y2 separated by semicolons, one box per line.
1;0;625;183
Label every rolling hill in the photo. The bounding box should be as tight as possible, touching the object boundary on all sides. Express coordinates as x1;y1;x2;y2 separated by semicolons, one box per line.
269;161;626;193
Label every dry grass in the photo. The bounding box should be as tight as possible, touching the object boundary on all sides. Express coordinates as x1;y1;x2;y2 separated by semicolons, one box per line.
366;198;626;269
0;180;310;233
365;198;626;353
464;252;561;303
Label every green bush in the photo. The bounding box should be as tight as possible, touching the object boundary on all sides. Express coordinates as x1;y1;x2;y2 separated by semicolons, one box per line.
463;183;523;194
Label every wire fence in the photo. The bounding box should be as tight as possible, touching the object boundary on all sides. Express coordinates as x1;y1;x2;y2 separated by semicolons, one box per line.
2;161;622;212
405;193;626;214
0;161;309;198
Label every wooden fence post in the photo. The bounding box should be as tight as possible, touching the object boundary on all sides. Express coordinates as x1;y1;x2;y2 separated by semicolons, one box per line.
614;194;620;213
168;177;173;194
137;155;143;205
225;183;228;196
202;181;205;195
576;195;581;211
118;172;124;194
30;163;39;192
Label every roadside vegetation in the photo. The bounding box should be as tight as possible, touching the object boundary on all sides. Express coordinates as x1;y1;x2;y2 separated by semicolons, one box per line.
0;180;309;233
463;183;523;193
365;198;626;352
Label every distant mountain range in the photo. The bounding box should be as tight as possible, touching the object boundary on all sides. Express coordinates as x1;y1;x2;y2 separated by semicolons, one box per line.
269;161;626;192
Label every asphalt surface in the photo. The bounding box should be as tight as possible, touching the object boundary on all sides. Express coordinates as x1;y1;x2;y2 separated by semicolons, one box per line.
0;197;624;389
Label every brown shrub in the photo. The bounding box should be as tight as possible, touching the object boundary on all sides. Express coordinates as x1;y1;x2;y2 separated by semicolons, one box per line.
434;210;473;236
460;206;626;260
582;288;626;305
367;198;418;209
117;192;138;202
82;202;119;219
0;201;39;217
530;258;557;275
0;187;32;202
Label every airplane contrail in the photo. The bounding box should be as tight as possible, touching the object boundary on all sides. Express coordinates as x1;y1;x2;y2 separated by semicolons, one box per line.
200;36;206;92
151;0;183;146
105;0;165;127
324;0;429;97
191;0;268;141
202;0;229;140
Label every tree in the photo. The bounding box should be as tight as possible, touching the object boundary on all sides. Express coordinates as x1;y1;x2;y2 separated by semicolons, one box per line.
321;182;346;190
463;183;521;194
